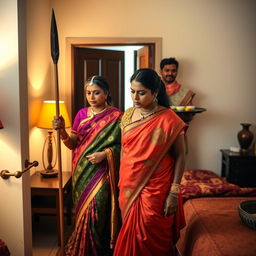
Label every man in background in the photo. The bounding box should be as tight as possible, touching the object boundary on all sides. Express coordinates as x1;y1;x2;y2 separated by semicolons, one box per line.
160;57;195;106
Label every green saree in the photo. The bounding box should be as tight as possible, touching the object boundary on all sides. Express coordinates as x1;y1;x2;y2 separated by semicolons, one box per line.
65;107;122;256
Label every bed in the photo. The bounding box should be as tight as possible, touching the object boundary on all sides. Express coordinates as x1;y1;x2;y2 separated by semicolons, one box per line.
176;169;256;256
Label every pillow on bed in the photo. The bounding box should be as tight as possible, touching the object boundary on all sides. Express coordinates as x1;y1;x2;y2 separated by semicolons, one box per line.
181;169;256;200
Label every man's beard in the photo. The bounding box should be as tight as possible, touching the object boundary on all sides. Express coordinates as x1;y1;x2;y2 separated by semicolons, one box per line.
165;76;175;84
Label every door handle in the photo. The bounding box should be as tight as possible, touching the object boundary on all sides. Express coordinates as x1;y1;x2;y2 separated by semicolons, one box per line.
0;160;39;179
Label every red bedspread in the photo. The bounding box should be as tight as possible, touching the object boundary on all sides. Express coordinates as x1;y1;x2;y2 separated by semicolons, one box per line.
176;197;256;256
181;170;256;200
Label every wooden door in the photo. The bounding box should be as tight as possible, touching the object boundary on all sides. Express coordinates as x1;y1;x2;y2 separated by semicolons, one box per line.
134;45;155;71
137;46;149;68
72;47;125;118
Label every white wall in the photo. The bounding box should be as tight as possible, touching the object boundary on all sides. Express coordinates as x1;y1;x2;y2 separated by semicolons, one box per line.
28;0;256;175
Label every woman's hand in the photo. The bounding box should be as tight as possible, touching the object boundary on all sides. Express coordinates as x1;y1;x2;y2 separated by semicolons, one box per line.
52;115;65;131
164;194;178;217
52;115;68;139
86;151;107;164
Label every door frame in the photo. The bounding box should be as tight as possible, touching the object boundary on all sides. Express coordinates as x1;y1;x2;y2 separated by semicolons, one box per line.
72;47;125;117
65;37;162;114
62;37;162;179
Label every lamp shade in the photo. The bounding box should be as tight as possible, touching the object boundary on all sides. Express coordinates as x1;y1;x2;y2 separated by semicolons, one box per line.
37;100;71;129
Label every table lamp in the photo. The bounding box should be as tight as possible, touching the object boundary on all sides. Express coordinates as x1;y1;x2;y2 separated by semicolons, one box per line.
37;100;71;177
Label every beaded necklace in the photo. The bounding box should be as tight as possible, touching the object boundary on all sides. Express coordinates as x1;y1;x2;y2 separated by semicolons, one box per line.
140;105;158;120
90;107;107;117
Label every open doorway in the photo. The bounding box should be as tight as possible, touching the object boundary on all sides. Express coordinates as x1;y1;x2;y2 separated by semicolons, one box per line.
72;43;155;117
82;45;147;110
67;38;162;118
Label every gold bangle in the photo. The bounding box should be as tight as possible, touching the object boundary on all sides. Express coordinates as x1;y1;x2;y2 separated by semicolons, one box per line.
61;136;70;143
170;183;181;194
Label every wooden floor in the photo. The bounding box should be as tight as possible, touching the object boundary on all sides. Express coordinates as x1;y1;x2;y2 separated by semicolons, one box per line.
32;215;73;256
32;215;180;256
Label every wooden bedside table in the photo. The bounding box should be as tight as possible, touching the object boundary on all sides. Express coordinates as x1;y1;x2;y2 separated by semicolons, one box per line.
30;171;72;244
220;149;256;187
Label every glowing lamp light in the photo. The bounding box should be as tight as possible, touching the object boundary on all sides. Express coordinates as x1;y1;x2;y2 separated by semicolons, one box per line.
37;100;71;177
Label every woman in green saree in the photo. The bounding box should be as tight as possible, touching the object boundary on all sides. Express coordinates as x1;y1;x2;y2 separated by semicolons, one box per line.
53;76;122;256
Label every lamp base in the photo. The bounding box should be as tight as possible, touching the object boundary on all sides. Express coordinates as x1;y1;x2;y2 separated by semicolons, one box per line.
40;169;58;178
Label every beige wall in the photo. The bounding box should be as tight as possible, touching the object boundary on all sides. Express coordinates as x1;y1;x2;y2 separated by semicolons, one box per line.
27;0;51;173
28;0;256;174
27;0;71;172
0;0;31;254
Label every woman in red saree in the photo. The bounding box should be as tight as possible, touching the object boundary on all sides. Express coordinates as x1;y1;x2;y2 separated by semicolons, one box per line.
114;69;186;256
53;76;122;256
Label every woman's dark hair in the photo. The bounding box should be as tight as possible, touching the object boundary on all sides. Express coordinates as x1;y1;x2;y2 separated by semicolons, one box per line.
130;68;169;108
84;75;112;105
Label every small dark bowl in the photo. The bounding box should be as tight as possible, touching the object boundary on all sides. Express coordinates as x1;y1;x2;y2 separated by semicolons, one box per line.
238;200;256;230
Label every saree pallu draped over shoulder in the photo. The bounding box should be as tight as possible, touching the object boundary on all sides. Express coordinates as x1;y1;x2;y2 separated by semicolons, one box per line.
114;108;186;256
65;107;122;256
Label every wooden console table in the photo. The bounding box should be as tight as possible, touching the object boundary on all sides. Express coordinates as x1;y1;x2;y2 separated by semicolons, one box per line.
30;171;72;245
220;149;256;187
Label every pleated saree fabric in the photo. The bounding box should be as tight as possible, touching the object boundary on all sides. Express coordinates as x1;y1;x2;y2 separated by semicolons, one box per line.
114;107;186;256
66;107;122;256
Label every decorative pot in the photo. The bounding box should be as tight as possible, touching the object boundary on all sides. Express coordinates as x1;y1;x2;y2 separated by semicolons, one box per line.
237;123;254;152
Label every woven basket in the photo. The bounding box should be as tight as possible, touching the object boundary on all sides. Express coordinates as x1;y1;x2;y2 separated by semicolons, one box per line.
238;200;256;230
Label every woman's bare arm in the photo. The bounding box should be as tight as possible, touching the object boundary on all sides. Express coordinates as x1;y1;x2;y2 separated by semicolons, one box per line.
164;133;186;217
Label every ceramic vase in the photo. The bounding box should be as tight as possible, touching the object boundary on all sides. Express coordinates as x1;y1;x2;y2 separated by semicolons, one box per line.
237;123;254;152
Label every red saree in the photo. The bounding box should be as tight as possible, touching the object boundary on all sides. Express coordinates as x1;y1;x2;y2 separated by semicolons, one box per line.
114;108;186;256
